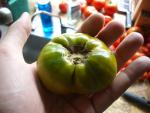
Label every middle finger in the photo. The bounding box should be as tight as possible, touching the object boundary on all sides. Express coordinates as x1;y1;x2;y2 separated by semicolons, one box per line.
96;21;125;46
115;32;144;69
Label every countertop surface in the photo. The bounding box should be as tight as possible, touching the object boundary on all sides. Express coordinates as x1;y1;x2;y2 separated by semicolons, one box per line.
105;80;150;113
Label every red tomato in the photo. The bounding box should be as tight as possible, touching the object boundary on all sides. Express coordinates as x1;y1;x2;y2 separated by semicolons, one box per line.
139;46;149;55
81;3;87;13
120;67;125;72
145;36;150;43
124;59;133;68
83;6;98;18
146;43;150;50
93;0;106;11
109;45;115;51
147;72;150;79
140;72;148;80
86;0;93;5
126;26;142;35
104;2;117;16
140;72;150;80
116;26;142;45
59;2;68;14
131;52;145;61
113;38;120;48
104;15;112;25
119;33;127;42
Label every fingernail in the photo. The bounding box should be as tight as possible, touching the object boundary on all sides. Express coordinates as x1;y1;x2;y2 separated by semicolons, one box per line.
17;12;31;31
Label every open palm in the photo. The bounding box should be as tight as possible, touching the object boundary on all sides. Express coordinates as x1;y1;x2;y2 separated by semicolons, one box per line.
0;13;150;113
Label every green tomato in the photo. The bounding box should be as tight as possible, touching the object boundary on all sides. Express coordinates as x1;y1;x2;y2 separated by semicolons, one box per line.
37;33;117;94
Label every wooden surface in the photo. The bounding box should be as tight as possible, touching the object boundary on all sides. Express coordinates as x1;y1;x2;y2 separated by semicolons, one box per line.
105;80;150;113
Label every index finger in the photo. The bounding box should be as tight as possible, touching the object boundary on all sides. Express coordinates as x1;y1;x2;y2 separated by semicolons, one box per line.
77;13;104;37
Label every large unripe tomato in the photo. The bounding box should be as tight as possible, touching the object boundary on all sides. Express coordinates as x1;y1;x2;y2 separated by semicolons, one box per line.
37;33;117;94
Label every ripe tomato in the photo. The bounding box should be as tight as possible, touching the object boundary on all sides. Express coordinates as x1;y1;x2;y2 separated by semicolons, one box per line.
104;2;117;16
124;59;132;68
113;38;120;48
131;52;145;61
119;33;127;42
139;46;149;55
109;45;115;51
126;26;142;35
145;36;150;43
81;3;87;13
86;0;93;5
83;6;98;18
140;72;150;80
104;15;112;25
146;43;150;50
92;0;106;11
59;2;68;14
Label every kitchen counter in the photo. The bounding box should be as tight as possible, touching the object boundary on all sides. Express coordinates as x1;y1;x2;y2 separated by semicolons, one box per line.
105;80;150;113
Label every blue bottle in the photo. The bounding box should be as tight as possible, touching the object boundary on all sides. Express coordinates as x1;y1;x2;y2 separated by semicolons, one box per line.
37;0;53;39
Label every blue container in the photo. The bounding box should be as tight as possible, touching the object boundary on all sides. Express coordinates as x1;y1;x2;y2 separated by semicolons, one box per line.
37;1;53;38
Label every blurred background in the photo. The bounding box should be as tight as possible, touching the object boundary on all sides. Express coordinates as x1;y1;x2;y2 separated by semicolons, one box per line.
0;0;150;112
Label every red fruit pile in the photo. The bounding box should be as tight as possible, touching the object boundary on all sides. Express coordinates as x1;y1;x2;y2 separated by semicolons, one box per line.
81;0;118;18
111;26;150;80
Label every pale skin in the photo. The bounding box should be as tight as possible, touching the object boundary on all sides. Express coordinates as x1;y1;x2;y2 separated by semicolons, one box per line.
0;12;150;113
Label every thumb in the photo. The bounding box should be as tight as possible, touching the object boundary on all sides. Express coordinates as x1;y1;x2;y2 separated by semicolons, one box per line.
3;12;31;51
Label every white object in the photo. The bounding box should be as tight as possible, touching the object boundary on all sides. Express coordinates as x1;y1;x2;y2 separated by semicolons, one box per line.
37;0;50;4
67;0;81;26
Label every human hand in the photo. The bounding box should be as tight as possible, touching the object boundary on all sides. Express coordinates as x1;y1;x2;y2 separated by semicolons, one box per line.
0;12;150;113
